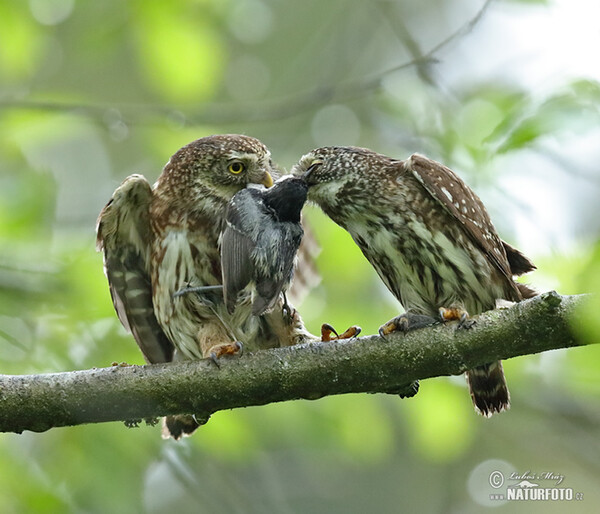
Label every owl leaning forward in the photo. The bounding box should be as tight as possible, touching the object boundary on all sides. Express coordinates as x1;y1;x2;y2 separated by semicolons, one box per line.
293;147;537;417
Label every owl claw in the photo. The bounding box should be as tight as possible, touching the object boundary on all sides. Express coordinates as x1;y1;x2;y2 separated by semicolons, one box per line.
439;307;476;329
320;324;361;342
208;341;243;368
339;325;361;339
320;323;339;342
378;312;437;339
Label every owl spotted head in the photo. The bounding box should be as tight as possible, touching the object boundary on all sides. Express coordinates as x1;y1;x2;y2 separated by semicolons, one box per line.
159;134;274;199
291;146;387;207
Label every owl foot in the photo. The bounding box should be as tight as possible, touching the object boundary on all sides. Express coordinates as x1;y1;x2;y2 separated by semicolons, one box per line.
378;312;437;339
208;341;243;368
438;307;476;329
320;323;362;342
111;361;131;367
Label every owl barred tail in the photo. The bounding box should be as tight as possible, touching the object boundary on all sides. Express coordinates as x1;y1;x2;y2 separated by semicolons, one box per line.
466;361;510;417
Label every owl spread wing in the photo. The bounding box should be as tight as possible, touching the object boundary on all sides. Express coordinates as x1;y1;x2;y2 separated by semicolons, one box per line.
96;174;173;363
406;154;534;300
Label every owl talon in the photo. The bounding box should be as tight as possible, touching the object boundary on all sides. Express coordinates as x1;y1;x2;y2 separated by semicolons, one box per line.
458;312;476;329
207;341;243;368
378;312;437;339
320;323;339;342
321;324;361;342
338;325;361;339
439;307;476;329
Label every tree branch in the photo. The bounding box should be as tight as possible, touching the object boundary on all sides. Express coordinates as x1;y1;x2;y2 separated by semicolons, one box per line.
0;292;594;434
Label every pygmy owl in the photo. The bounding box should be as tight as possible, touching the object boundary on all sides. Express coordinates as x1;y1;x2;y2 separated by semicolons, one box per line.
97;135;315;438
292;147;536;416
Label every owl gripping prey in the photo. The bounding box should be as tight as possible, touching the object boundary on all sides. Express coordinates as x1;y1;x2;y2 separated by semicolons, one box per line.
97;135;316;439
293;147;537;417
177;175;309;319
175;175;362;343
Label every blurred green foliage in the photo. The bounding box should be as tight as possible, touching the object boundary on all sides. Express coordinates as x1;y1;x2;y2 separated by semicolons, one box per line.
1;0;599;512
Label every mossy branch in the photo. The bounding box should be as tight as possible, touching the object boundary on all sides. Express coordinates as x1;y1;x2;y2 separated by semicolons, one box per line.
0;292;594;434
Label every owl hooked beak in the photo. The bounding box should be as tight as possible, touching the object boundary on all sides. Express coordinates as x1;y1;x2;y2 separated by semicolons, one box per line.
262;171;274;188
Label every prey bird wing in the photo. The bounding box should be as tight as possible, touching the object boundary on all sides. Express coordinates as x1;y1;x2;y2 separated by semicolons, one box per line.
251;177;307;315
96;174;173;363
252;214;304;316
220;190;257;313
221;178;308;316
264;158;320;305
406;154;532;300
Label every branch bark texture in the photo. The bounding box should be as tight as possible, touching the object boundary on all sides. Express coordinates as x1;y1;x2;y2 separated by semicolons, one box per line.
0;292;594;434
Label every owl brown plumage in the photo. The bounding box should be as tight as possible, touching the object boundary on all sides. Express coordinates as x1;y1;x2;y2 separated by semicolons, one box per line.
292;147;536;417
97;135;316;439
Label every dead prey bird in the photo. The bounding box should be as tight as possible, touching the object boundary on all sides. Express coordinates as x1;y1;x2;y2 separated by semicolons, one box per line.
177;176;309;316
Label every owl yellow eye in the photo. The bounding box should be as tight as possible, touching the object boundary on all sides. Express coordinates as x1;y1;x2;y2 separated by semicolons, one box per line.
228;162;245;174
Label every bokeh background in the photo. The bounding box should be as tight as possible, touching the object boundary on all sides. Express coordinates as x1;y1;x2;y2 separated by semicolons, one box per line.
1;0;599;512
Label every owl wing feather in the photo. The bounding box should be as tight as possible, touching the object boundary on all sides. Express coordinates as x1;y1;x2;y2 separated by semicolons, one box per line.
406;154;534;300
96;174;173;363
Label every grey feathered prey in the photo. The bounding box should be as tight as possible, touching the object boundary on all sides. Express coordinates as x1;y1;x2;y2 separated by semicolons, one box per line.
177;175;309;317
223;175;309;315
